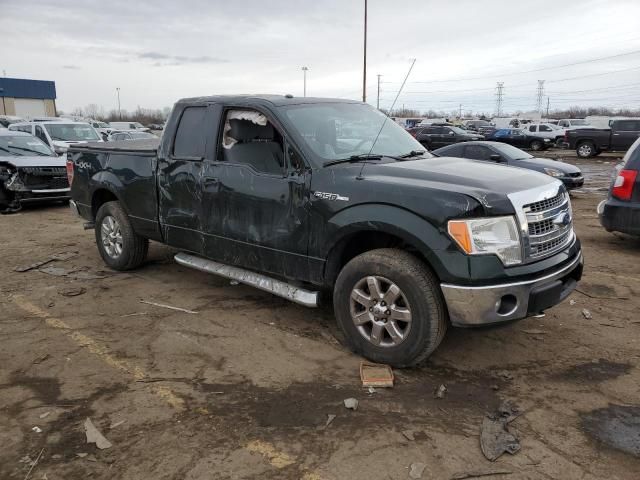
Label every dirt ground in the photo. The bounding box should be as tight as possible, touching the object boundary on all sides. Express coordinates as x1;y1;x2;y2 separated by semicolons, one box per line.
1;153;639;480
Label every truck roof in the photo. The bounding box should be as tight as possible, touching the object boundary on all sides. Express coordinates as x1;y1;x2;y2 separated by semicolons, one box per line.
175;94;361;107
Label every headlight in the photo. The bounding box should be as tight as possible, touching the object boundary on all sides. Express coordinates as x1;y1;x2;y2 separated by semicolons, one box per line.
544;167;563;178
448;216;522;266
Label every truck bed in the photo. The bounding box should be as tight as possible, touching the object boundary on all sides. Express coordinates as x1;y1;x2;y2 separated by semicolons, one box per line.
73;138;160;154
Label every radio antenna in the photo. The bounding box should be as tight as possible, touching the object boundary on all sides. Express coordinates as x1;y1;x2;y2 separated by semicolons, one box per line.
357;58;416;180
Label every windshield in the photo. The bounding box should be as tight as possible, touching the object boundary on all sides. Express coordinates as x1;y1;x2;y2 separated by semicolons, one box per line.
0;134;54;157
283;103;427;163
492;142;534;160
45;123;100;141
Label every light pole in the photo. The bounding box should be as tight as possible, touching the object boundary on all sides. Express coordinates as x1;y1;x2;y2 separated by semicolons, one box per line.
116;87;121;120
362;0;367;103
301;66;309;97
376;74;381;110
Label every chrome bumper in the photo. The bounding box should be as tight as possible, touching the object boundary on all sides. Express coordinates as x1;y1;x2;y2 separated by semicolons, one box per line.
441;252;583;327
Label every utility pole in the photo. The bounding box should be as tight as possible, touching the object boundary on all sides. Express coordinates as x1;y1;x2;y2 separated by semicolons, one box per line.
362;0;367;103
116;87;121;120
376;74;381;109
495;82;504;117
546;96;550;117
301;66;309;97
536;80;545;113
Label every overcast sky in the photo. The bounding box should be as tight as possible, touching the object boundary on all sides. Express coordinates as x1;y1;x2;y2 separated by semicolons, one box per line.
2;0;640;115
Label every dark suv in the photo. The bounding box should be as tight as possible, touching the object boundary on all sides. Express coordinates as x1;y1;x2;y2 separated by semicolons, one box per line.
409;125;483;150
598;137;640;235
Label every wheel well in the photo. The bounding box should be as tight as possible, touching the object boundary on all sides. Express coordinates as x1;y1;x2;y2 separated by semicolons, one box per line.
324;231;434;286
91;189;118;218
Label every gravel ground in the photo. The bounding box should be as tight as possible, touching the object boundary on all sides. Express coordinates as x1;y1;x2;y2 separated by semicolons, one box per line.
1;155;639;480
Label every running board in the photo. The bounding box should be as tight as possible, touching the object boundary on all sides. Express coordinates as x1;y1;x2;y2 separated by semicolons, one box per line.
174;252;319;308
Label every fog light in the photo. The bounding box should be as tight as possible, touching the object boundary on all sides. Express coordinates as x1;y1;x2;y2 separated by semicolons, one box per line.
496;294;518;316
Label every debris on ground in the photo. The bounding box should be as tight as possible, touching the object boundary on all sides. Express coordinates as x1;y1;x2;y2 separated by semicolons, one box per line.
120;312;148;317
22;447;44;480
480;401;521;461
434;384;447;399
31;426;42;433
39;412;50;419
76;453;88;458
110;419;126;429
495;370;513;381
522;329;546;335
32;354;50;364
58;286;86;297
409;462;427;479
402;430;416;441
451;470;513;480
582;309;593;320
324;414;336;429
570;299;577;306
343;398;359;410
84;417;112;449
38;265;105;280
360;362;394;388
13;251;77;272
367;386;376;394
140;300;198;314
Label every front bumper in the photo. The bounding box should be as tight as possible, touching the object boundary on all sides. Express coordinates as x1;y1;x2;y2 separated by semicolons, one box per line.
441;251;583;327
562;176;584;190
598;198;640;236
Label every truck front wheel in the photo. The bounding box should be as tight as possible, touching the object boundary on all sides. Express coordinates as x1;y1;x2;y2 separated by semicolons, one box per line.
577;141;596;158
95;201;148;271
333;248;447;367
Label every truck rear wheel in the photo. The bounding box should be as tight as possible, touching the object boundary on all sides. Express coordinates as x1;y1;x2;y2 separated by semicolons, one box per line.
95;201;148;271
333;248;447;367
577;141;596;158
530;139;544;151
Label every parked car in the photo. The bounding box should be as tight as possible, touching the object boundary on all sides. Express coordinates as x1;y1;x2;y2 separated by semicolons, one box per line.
408;125;483;149
67;94;582;367
9;121;102;155
147;123;165;131
433;141;584;190
487;128;552;151
108;131;157;141
524;123;566;146
463;119;493;132
0;130;69;213
108;121;150;132
597;137;640;236
565;119;640;158
0;115;25;128
89;120;116;141
557;119;592;129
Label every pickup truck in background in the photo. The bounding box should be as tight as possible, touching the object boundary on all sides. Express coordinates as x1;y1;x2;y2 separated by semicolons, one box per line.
566;119;640;157
67;95;583;367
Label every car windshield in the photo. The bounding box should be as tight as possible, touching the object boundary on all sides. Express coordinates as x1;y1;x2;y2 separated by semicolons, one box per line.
0;134;54;156
282;103;426;163
492;143;534;160
45;123;100;141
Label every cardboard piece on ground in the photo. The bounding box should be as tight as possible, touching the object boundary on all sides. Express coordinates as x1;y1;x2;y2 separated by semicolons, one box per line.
360;362;394;388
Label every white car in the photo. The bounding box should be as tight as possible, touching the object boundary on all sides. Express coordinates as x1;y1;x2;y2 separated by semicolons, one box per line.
523;123;566;146
108;121;150;132
88;120;116;140
557;119;592;129
9;121;102;155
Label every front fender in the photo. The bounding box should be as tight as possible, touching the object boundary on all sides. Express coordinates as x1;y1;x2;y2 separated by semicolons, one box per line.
321;203;471;283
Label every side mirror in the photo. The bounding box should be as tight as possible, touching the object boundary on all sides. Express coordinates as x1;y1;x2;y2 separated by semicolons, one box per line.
490;154;502;161
449;131;455;136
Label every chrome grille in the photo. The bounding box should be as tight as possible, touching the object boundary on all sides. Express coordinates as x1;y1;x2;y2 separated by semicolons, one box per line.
524;192;565;213
528;218;555;236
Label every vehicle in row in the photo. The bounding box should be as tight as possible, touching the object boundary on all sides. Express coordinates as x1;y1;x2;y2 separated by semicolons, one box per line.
565;119;640;158
557;119;592;129
487;128;552;151
597;137;640;236
108;130;157;141
0;115;25;128
89;120;117;140
108;121;150;132
523;123;566;146
433;141;584;190
408;124;483;149
67;94;583;367
9;121;102;155
0;130;69;213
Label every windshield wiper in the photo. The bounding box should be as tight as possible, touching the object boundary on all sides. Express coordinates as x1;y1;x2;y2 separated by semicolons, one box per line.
0;146;19;156
324;153;383;167
398;150;428;158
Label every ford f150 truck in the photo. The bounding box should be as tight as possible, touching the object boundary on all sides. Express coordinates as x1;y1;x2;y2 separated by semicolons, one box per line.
67;95;583;367
566;119;640;158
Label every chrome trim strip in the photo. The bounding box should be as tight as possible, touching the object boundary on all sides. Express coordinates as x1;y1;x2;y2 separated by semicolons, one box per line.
529;226;572;244
174;252;318;308
31;188;71;193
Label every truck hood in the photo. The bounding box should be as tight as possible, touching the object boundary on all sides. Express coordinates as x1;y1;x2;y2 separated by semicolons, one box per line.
1;154;66;168
367;156;561;210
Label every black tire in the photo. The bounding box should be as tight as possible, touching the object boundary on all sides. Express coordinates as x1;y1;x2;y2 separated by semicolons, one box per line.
94;201;148;270
530;139;543;151
576;141;596;158
333;248;447;367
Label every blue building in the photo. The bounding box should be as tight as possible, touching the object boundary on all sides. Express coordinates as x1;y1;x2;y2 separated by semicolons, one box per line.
0;77;57;118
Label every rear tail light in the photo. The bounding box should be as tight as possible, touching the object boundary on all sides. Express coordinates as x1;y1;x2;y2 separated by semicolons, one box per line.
66;157;74;186
611;169;637;201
